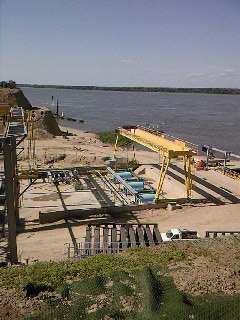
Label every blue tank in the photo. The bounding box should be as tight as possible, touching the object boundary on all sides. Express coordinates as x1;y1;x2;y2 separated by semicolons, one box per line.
138;193;156;203
117;171;132;180
128;181;144;191
114;171;132;183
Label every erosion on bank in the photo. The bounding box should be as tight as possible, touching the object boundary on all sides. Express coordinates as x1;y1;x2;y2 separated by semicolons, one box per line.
0;87;64;139
0;88;33;110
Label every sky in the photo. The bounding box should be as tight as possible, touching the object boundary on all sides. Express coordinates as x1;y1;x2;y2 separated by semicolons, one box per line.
0;0;240;87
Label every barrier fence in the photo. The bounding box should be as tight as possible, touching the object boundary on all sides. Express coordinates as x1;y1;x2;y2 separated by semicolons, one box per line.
206;230;240;238
26;266;240;320
66;241;137;259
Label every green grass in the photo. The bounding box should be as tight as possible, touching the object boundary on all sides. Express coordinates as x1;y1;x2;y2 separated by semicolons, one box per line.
1;238;239;292
96;131;131;147
1;238;240;319
0;247;191;290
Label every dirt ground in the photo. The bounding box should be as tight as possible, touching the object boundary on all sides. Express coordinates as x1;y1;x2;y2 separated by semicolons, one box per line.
0;108;240;319
0;107;239;262
9;111;239;263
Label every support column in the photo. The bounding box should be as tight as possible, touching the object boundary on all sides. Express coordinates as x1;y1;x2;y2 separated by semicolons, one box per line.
206;147;210;170
155;157;170;202
132;141;136;163
11;138;19;224
223;152;229;175
114;132;119;158
3;139;18;264
183;155;188;194
187;157;192;198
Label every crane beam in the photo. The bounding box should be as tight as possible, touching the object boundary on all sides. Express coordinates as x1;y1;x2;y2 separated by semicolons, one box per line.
114;126;197;201
116;127;196;158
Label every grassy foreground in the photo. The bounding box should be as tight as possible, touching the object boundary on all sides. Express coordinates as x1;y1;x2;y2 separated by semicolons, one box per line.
0;238;239;319
0;247;187;290
28;268;240;319
0;237;239;291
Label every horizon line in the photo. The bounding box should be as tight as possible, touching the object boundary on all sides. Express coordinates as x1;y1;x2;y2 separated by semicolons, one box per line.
17;84;240;90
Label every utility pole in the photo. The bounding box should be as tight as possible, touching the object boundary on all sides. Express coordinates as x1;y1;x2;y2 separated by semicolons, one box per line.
57;97;59;116
51;95;54;113
3;138;18;264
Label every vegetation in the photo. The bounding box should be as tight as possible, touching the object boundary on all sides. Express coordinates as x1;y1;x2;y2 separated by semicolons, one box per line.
0;238;239;319
0;80;17;89
0;237;238;291
0;245;195;290
19;84;240;95
97;131;131;147
27;268;240;319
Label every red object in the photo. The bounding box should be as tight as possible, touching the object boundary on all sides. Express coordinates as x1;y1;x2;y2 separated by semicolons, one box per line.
196;161;205;170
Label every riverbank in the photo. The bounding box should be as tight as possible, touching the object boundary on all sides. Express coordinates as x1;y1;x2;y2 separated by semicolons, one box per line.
19;84;240;95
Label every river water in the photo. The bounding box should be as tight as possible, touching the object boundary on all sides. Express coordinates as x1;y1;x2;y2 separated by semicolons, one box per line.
22;87;240;154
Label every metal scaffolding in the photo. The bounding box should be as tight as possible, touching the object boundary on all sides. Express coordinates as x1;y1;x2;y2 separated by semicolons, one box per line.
0;137;18;263
0;106;31;263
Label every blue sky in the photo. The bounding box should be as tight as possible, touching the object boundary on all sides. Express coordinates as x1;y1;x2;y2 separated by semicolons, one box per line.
0;0;239;87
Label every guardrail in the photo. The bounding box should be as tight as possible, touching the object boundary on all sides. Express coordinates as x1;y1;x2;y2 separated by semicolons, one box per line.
137;125;199;153
205;230;240;238
216;167;240;181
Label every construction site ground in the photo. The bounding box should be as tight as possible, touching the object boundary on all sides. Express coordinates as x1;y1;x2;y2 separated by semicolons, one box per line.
1;125;240;263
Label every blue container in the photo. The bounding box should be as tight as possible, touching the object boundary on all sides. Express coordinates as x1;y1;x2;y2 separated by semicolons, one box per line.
138;193;156;203
117;171;132;180
128;181;144;191
114;171;132;183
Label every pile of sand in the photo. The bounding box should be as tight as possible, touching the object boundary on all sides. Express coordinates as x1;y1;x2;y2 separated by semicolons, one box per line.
0;88;32;110
33;110;63;139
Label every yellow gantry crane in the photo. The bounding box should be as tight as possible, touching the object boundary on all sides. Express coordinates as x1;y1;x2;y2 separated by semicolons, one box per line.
114;126;198;201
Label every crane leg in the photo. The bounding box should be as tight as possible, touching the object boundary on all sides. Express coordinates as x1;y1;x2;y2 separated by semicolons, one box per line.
114;132;119;158
187;156;192;198
155;156;170;202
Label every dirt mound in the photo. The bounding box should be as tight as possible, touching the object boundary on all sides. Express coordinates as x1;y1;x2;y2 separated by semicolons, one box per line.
170;237;240;295
34;128;54;140
33;110;62;139
0;88;32;110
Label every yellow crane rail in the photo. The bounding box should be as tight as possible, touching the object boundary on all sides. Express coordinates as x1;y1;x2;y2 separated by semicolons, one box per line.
114;126;198;201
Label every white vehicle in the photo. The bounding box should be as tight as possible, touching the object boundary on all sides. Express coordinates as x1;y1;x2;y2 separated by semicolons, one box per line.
161;229;201;242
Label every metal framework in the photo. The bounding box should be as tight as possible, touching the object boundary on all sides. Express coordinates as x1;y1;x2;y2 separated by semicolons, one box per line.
106;167;138;201
0;137;18;263
0;106;37;263
114;126;198;201
203;145;240;178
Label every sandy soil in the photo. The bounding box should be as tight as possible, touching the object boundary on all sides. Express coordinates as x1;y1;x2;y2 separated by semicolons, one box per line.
0;108;239;262
10;116;239;263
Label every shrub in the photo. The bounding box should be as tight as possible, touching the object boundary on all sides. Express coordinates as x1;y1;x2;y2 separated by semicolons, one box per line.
97;132;131;147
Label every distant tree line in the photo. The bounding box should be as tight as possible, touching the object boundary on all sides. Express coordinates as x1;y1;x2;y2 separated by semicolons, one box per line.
17;84;240;95
0;80;18;89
